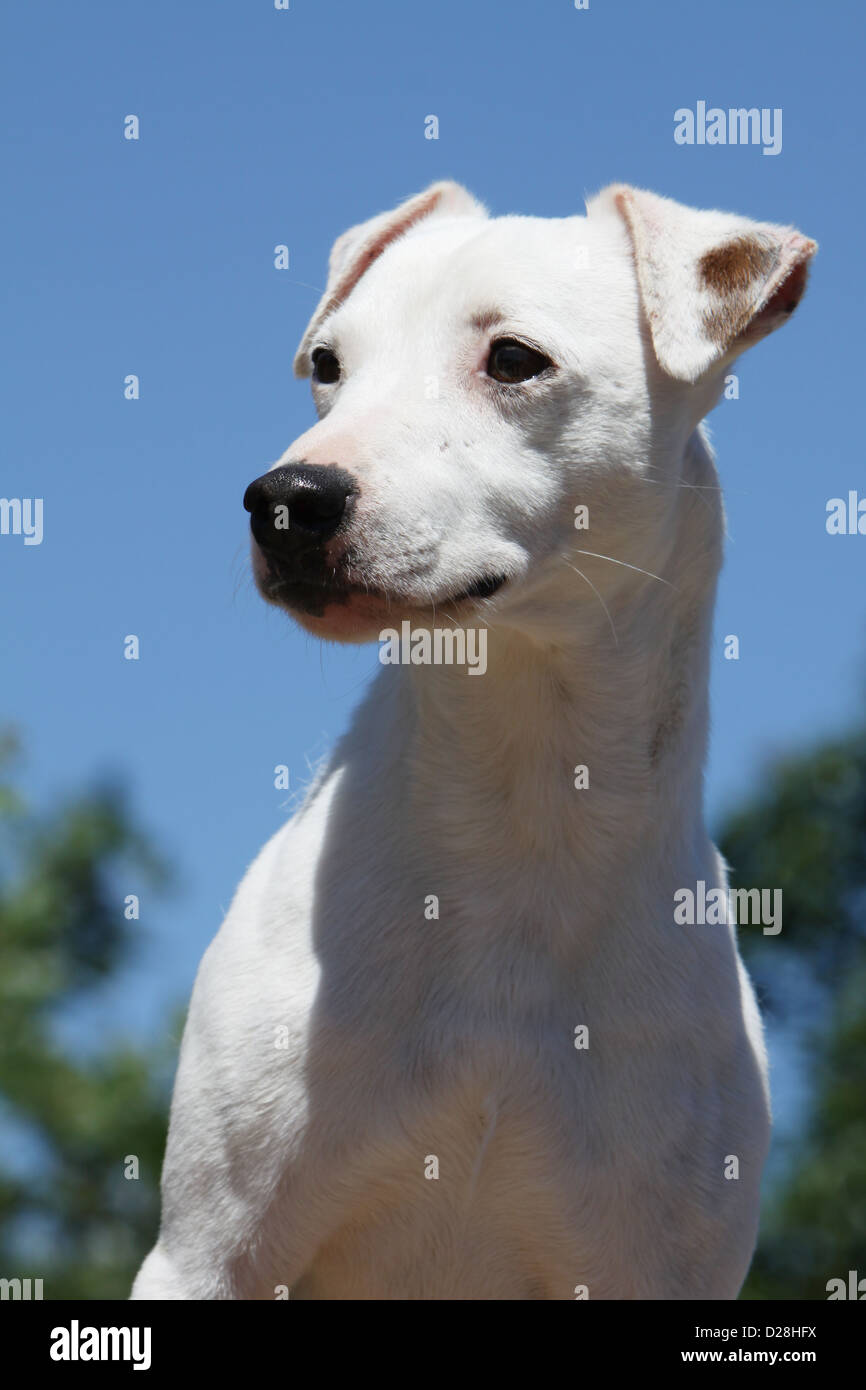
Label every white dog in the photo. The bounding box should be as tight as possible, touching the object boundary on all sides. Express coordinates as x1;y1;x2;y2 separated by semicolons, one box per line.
132;182;815;1300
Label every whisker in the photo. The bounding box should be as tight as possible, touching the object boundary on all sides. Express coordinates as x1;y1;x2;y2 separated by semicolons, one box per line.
573;548;676;591
637;474;724;493
640;460;756;503
284;278;326;295
560;558;619;647
641;461;726;493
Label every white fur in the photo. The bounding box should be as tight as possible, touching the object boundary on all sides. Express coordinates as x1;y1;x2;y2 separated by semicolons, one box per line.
132;182;815;1300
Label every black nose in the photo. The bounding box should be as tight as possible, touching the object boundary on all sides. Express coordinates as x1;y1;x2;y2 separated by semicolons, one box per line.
243;463;357;553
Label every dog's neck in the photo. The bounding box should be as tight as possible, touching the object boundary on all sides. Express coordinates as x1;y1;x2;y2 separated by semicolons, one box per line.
395;431;723;894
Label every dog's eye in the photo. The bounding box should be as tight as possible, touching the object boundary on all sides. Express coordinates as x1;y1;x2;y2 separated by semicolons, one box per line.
311;347;341;384
486;338;552;384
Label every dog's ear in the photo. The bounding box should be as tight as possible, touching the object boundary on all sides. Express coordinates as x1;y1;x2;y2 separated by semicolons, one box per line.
589;184;817;383
293;181;487;377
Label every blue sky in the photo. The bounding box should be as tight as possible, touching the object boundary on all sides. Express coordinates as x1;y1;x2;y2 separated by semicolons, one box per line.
2;0;864;1080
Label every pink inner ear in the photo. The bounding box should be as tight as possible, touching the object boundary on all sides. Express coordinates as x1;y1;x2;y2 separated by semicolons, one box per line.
326;187;445;322
760;257;810;323
740;239;816;348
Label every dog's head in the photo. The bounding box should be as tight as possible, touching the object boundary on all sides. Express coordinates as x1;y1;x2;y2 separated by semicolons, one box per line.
245;181;815;643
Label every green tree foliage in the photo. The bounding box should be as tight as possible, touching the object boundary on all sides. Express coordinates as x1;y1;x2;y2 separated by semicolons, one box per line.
0;734;176;1298
720;726;866;1298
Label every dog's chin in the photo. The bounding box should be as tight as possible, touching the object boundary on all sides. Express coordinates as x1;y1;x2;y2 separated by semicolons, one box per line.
257;570;507;644
288;590;406;643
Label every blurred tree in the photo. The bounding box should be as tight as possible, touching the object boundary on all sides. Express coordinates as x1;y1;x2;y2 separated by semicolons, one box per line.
719;724;866;1299
0;732;177;1299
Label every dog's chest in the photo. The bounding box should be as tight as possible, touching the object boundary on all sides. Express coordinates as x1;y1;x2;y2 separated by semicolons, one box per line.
201;772;766;1297
282;979;756;1298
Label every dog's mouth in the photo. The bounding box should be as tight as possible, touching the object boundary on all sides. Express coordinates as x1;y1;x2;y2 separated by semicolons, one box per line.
446;574;507;603
256;558;509;641
259;562;507;615
260;570;362;616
